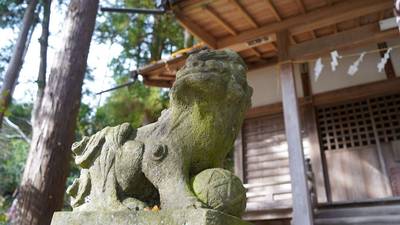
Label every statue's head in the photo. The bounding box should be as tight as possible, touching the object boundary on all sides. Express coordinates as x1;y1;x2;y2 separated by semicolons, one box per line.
171;49;252;111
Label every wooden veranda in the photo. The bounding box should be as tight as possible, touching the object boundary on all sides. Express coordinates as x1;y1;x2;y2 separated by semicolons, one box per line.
136;0;400;224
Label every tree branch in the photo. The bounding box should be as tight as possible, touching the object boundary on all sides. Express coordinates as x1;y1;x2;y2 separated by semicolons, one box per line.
4;117;31;143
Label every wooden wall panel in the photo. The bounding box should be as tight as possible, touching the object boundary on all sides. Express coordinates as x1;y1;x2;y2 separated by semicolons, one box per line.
242;113;292;212
381;142;400;196
325;146;391;201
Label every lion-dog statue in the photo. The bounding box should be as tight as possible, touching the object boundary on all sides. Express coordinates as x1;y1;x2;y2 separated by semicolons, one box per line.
67;49;253;213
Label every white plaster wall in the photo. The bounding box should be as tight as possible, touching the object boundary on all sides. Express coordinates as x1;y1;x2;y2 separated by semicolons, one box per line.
311;44;387;94
386;37;400;77
246;65;304;107
247;42;400;106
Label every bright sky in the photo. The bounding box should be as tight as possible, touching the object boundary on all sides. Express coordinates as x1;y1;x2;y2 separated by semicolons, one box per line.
0;3;123;108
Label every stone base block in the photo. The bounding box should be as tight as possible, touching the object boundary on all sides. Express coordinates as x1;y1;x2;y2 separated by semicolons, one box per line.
51;209;253;225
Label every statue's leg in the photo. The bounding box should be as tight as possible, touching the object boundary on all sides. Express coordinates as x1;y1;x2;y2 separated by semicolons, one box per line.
142;143;203;209
115;140;149;210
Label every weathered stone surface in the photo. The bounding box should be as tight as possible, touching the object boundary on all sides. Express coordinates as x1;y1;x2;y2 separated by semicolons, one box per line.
51;209;253;225
192;169;246;217
64;49;253;220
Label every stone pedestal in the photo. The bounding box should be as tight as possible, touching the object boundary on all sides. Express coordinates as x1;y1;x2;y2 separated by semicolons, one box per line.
51;209;253;225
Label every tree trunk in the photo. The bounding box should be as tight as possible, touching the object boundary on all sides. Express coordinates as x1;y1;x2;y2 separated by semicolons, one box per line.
10;1;99;225
0;0;39;128
32;0;52;128
150;15;164;62
395;0;400;31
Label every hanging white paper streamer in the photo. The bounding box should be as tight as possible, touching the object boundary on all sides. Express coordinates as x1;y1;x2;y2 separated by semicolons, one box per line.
314;58;324;81
330;50;342;71
348;52;366;76
377;48;393;73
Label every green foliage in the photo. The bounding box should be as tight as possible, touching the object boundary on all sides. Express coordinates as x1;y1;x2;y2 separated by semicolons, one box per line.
0;140;28;196
94;78;169;129
92;0;183;131
8;102;32;134
0;138;29;224
96;0;184;71
0;0;26;29
0;102;31;198
0;195;8;225
0;43;13;77
76;103;93;138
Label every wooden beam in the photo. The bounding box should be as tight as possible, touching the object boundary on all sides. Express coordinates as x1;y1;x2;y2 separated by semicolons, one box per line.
270;42;278;51
277;30;290;60
228;0;258;28
325;0;333;5
325;0;339;34
290;0;392;36
250;48;261;57
294;0;317;39
224;34;276;52
143;79;173;88
277;30;314;225
289;23;398;60
217;0;392;49
296;0;317;39
174;11;217;48
313;77;400;106
246;102;284;118
300;63;312;99
295;0;306;14
202;5;237;36
377;42;397;79
247;56;278;71
263;0;282;21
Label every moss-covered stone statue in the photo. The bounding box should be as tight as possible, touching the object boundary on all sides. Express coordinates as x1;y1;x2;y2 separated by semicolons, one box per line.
53;49;253;225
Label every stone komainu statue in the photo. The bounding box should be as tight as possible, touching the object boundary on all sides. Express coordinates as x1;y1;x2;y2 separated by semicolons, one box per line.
67;49;253;218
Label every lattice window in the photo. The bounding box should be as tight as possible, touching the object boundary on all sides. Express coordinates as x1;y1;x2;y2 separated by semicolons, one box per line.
369;94;400;143
317;93;400;151
317;100;375;151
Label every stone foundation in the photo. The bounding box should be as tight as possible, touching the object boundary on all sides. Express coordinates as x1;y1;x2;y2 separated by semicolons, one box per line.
51;209;253;225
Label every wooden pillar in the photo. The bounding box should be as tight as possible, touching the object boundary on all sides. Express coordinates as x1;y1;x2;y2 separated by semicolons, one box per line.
300;63;328;203
234;129;244;182
277;30;314;225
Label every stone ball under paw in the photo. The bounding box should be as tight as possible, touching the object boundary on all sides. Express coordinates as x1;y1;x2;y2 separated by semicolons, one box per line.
191;168;246;217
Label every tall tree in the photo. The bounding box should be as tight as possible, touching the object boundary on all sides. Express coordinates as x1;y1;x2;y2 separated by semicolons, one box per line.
0;0;39;128
10;0;99;225
395;0;400;31
32;0;52;127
